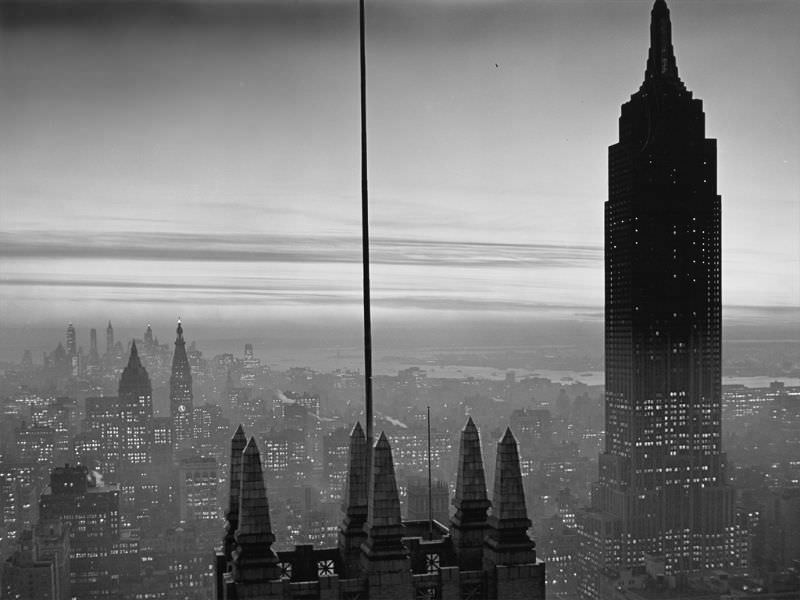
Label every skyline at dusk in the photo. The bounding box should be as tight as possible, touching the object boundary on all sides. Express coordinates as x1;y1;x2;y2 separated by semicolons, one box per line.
1;0;798;356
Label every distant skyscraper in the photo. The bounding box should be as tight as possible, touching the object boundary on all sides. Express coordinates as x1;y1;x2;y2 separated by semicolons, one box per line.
143;323;154;351
106;321;114;357
578;1;738;595
118;342;154;466
169;320;194;449
65;323;76;357
88;328;99;366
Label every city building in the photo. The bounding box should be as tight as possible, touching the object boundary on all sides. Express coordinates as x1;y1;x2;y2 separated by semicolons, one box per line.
118;342;154;466
170;321;194;450
38;464;124;599
105;322;114;358
215;418;545;599
577;2;742;596
1;520;70;600
323;428;351;501
177;456;219;523
84;397;121;475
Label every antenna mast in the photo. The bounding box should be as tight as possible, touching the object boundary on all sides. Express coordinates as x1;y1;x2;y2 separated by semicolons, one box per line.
359;0;374;456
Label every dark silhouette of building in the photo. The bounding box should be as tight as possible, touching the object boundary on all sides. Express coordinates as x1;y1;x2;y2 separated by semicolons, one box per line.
1;520;70;600
118;342;153;466
38;465;123;600
215;418;545;599
170;320;194;450
577;1;740;596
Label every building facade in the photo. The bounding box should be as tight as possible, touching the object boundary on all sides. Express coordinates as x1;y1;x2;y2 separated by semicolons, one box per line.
38;465;122;600
577;2;741;597
118;342;154;466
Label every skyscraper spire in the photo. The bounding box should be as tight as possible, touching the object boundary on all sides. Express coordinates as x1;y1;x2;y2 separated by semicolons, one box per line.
484;429;535;563
645;0;680;82
451;417;491;569
224;425;247;561
339;421;369;576
125;341;141;370
231;437;279;584
170;319;193;449
360;432;410;600
362;432;405;558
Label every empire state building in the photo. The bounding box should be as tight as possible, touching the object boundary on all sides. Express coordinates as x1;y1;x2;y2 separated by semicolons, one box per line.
577;1;743;595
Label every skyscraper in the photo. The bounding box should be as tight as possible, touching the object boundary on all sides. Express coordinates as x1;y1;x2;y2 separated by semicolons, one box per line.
169;320;194;449
65;323;76;357
118;342;154;466
39;465;122;600
577;1;738;595
106;321;114;357
88;328;99;366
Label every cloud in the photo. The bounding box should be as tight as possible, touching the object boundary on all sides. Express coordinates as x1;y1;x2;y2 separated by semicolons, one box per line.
0;230;601;269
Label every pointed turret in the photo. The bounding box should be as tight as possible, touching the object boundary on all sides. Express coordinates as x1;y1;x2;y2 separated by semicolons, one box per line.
339;422;369;575
366;433;402;532
360;432;410;599
454;417;489;509
223;425;247;561
451;417;491;569
645;0;681;83
484;428;535;568
342;422;368;520
169;319;193;448
361;433;404;557
231;437;279;584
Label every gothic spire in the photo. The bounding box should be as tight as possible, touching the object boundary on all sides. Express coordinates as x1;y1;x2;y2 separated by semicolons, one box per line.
169;318;193;446
339;422;369;577
224;425;247;560
451;417;491;570
491;428;529;523
232;437;279;583
645;0;680;82
362;432;405;560
342;421;368;522
454;417;490;511
236;437;274;542
484;428;535;565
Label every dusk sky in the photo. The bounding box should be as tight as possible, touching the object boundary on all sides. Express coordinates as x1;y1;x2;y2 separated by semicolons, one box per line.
1;0;798;357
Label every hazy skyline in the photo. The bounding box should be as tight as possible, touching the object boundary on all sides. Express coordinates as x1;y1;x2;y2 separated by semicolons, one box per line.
1;0;798;355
